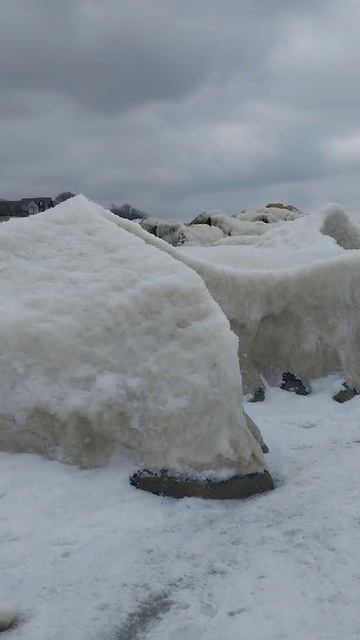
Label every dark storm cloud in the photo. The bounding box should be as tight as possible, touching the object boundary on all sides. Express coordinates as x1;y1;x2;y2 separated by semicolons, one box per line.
1;0;360;218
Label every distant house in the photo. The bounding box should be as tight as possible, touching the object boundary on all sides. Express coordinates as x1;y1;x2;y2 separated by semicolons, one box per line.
0;197;54;219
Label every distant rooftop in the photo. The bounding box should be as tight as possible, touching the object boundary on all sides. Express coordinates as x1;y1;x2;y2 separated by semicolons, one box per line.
0;197;54;218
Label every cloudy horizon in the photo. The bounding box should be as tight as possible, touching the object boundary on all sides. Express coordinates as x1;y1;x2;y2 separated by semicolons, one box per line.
1;0;360;219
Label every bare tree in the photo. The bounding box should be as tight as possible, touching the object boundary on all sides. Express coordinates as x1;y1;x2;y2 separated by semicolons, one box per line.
109;202;148;220
54;191;76;205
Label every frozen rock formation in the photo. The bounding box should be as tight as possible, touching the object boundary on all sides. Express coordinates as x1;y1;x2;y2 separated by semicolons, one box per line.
0;196;266;479
235;204;303;223
140;217;225;246
178;205;360;392
98;201;360;394
140;217;185;245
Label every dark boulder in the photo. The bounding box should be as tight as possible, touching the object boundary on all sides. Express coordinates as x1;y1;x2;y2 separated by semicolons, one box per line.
333;383;359;403
130;468;274;499
281;372;311;396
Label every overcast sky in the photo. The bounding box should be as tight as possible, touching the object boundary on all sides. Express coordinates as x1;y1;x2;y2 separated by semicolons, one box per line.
1;0;360;219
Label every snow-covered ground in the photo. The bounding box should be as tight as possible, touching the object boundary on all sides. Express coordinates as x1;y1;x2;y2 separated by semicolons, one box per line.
2;375;360;640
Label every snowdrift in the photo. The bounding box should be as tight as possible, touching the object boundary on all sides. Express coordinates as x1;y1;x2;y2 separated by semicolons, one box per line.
140;217;185;246
0;196;265;475
179;205;360;392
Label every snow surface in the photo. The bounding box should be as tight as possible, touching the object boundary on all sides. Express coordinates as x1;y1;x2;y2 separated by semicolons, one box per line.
140;217;184;246
177;204;360;392
2;376;360;639
0;196;264;473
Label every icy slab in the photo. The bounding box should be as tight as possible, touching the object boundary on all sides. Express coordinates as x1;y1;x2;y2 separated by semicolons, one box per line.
140;217;185;245
0;195;265;474
177;204;360;392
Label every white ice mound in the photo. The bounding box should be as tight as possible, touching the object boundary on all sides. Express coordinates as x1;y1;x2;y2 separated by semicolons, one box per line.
0;195;264;473
178;204;360;392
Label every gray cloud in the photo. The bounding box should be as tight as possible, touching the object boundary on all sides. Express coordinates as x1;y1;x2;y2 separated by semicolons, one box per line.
1;0;360;218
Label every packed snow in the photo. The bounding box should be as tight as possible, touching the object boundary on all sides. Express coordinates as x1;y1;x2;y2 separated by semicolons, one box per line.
0;195;264;473
98;200;360;394
136;205;304;248
1;376;360;639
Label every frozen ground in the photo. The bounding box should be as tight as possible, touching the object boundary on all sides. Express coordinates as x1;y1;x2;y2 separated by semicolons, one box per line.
1;375;360;639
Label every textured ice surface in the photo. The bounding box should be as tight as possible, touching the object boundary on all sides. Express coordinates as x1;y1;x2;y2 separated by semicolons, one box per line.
0;196;264;473
100;201;360;392
178;205;360;391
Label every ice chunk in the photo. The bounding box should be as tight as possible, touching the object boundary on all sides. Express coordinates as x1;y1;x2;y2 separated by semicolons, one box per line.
0;196;265;474
178;204;360;392
112;201;360;394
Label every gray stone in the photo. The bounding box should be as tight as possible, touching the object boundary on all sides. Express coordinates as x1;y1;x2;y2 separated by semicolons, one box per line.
281;372;311;395
130;468;274;499
249;387;265;402
333;383;359;403
0;611;19;633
